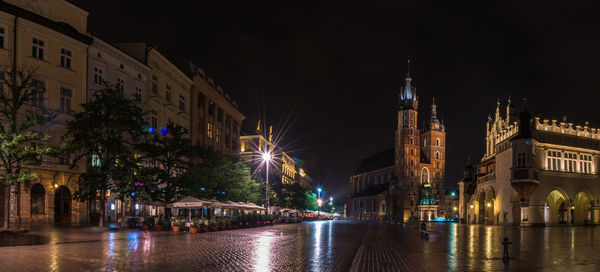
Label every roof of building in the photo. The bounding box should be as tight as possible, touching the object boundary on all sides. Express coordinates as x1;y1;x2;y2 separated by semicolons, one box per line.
353;148;395;175
0;1;91;44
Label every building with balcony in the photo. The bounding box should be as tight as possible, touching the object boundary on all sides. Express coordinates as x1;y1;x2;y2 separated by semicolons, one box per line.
460;99;600;226
0;0;91;226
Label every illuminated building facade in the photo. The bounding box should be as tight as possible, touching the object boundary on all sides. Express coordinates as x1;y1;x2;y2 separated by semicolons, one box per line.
240;127;313;190
114;42;192;132
347;65;448;222
460;99;600;226
0;0;90;226
174;61;244;155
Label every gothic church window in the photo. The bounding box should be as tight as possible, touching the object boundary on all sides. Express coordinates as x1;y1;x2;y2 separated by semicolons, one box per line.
436;138;440;147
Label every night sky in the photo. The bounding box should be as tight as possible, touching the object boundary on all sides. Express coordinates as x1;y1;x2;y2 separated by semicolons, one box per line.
73;0;600;202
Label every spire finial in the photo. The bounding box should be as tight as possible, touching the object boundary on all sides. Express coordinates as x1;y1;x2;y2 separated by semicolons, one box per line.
432;96;435;105
407;58;411;77
508;95;512;105
497;98;501;108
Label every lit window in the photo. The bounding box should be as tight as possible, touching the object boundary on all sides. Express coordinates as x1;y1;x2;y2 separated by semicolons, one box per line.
32;38;45;59
60;48;72;69
207;122;213;139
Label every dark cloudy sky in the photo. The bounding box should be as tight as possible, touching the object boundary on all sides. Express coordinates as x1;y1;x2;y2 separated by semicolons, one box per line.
73;0;600;202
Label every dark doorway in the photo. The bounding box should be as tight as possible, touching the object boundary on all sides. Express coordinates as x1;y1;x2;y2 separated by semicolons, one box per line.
54;186;71;224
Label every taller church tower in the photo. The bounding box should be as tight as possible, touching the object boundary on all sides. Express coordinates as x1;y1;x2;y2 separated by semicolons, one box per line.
393;60;421;221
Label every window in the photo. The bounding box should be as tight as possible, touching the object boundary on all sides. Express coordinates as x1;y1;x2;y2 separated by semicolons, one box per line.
31;80;45;107
165;85;171;103
151;75;157;93
410;137;414;145
226;115;231;128
59;87;72;113
116;77;124;89
119;63;124;69
218;108;223;122
436;138;440;147
411;127;414;135
435;151;440;159
216;128;221;143
207;122;213;139
32;38;45;59
179;94;185;112
0;27;5;49
94;67;103;84
208;100;215;115
134;87;142;102
197;93;206;109
151;110;158;129
60;48;72;69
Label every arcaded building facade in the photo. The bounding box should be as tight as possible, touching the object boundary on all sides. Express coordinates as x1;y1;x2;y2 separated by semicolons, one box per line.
347;67;448;222
460;99;600;226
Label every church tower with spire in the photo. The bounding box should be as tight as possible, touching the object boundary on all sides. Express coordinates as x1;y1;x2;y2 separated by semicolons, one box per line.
395;60;420;183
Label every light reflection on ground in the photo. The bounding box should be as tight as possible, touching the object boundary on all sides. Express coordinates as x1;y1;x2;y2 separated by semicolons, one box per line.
1;221;600;271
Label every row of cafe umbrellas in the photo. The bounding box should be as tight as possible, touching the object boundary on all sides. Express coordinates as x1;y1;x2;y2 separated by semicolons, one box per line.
170;196;266;223
170;196;266;210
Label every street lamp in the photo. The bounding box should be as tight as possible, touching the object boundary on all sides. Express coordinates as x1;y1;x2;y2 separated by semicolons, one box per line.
317;198;323;217
262;151;272;213
329;197;333;203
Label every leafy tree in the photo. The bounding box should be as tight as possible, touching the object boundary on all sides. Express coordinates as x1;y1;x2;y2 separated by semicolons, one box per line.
181;147;262;204
136;123;194;205
303;190;318;211
0;68;54;229
67;85;145;227
327;201;336;213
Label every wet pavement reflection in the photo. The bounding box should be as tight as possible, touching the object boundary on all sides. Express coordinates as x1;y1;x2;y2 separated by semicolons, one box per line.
1;221;600;271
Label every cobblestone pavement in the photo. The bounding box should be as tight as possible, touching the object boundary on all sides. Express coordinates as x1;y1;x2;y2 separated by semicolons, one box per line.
2;221;600;271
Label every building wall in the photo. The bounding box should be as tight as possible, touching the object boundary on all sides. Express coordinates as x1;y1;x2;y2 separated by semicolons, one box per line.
190;68;243;155
465;101;600;226
0;0;90;226
87;37;150;108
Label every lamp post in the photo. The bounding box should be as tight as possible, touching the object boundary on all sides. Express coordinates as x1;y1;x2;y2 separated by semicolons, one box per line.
316;187;323;218
262;151;272;214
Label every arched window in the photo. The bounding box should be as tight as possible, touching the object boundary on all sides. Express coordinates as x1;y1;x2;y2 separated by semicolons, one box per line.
421;168;430;184
410;149;414;156
436;138;440;147
424;138;427;146
435;151;440;159
410;137;414;145
411;127;414;135
30;183;45;214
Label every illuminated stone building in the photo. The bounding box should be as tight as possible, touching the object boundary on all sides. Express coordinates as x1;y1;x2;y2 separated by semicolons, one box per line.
114;42;192;132
240;125;313;190
87;37;151;223
347;64;448;222
0;0;91;226
172;61;244;155
460;99;600;226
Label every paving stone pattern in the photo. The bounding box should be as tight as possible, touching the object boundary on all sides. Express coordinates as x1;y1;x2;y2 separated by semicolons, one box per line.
2;221;600;271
